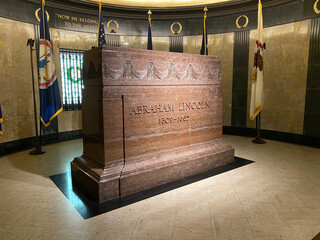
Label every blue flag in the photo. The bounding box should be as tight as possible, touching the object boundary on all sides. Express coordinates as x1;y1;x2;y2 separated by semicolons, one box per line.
39;0;62;127
200;8;208;55
0;105;3;136
147;11;153;50
98;2;106;46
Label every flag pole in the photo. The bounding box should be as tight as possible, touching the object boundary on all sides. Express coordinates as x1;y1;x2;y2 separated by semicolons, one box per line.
251;0;265;144
203;6;208;55
252;112;266;144
148;9;152;25
42;0;48;83
27;38;46;154
147;9;153;50
200;6;208;55
98;0;101;44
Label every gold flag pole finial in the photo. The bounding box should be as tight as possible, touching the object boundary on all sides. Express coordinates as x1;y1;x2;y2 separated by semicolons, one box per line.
148;9;152;24
98;0;102;13
203;6;208;17
202;6;208;55
98;0;101;43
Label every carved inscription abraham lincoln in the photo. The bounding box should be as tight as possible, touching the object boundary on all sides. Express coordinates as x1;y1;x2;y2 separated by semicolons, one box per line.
130;101;210;125
130;101;209;114
71;46;234;202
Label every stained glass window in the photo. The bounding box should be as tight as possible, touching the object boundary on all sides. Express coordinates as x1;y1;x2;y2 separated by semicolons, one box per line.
59;49;84;111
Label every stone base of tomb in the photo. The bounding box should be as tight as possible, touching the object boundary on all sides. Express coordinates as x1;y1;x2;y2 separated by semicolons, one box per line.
71;140;234;202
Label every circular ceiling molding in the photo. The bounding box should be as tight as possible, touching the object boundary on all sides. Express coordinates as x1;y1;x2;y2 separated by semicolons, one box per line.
42;0;292;19
87;0;232;8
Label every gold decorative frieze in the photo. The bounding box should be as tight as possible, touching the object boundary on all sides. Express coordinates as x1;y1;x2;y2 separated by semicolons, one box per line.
170;22;182;35
236;15;248;29
314;0;320;14
35;8;50;22
107;20;119;33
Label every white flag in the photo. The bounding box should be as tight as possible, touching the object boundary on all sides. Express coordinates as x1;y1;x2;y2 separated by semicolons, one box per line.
250;0;264;120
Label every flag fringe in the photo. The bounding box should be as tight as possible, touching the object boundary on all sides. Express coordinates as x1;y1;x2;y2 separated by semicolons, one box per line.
249;104;262;120
40;107;62;127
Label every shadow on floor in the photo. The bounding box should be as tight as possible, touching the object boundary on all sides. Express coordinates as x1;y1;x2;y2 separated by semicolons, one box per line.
50;156;254;219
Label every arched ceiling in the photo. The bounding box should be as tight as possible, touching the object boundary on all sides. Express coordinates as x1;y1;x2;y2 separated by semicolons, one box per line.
87;0;233;8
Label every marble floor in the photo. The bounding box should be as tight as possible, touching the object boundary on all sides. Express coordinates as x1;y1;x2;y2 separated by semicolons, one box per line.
0;135;319;240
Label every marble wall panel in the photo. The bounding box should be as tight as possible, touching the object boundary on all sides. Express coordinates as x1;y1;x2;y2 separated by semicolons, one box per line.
153;36;170;52
0;17;36;143
183;35;202;54
58;110;82;132
120;36;169;51
120;36;147;49
247;20;310;134
183;33;234;126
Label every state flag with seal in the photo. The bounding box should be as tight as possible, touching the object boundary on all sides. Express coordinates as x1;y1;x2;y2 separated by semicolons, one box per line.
249;0;265;120
39;0;62;127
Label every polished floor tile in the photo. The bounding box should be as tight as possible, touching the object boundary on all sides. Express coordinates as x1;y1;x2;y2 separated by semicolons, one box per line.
211;217;254;240
132;213;175;239
0;136;319;239
49;156;252;219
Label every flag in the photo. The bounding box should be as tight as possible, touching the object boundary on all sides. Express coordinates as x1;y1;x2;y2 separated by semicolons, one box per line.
39;0;62;127
147;10;153;50
249;0;264;120
0;105;3;136
98;2;106;46
200;7;208;55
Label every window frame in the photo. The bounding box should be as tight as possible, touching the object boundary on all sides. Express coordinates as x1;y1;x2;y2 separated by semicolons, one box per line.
59;48;85;111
